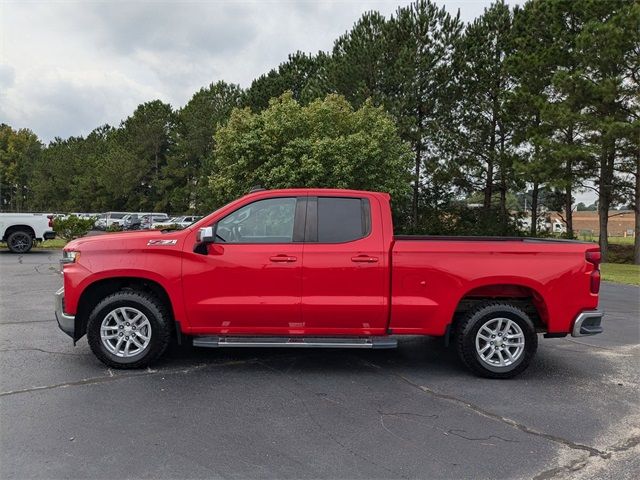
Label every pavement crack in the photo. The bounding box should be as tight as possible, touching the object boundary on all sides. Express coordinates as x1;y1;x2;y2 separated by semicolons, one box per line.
360;360;610;459
0;319;55;325
0;347;90;356
447;429;519;443
259;360;409;479
533;434;640;480
0;360;252;398
608;434;640;452
396;373;609;457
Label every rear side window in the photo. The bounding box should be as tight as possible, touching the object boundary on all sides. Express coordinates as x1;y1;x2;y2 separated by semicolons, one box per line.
317;197;370;243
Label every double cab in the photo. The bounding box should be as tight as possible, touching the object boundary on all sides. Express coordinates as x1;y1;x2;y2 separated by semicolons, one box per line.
55;189;603;378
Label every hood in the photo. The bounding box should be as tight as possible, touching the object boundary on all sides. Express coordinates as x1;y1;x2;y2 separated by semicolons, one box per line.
65;229;185;252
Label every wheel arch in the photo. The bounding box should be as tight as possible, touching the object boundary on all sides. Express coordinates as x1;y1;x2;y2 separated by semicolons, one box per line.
449;281;550;336
73;276;175;342
3;224;36;241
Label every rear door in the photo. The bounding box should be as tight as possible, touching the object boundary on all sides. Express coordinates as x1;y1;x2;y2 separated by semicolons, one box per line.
301;195;388;335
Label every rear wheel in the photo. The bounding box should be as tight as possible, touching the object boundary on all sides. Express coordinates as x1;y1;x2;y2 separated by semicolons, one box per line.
456;302;538;379
87;291;171;369
7;230;33;253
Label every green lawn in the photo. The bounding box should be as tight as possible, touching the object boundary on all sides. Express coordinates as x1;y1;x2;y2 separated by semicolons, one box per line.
576;235;635;244
601;263;640;286
36;238;68;249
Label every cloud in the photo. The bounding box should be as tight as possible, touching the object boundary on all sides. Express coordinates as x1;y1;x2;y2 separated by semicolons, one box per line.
0;64;15;89
0;0;518;143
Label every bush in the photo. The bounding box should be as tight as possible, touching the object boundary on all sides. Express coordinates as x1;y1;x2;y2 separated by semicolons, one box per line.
106;224;123;232
153;223;182;231
53;215;96;240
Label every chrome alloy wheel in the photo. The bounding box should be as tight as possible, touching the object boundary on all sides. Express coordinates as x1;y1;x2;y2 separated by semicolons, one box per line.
100;307;152;358
475;317;525;368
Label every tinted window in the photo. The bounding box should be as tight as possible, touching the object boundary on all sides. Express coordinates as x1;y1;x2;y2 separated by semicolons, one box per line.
111;213;126;219
217;197;296;243
317;197;368;243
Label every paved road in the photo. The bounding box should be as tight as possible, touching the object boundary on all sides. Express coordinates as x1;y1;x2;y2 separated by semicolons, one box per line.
0;250;638;479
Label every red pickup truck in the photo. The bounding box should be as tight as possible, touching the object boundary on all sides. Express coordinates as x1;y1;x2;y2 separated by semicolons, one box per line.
55;188;603;378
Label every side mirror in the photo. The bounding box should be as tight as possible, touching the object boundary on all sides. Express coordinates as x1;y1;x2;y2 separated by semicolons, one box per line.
196;226;216;243
194;225;215;255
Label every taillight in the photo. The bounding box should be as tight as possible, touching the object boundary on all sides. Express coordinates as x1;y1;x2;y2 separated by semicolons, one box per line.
47;215;54;228
586;249;601;294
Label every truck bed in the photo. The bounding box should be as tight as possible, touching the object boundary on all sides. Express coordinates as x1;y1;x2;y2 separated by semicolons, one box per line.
394;235;589;244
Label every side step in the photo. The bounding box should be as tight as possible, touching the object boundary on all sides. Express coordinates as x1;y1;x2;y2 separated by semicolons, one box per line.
192;336;397;349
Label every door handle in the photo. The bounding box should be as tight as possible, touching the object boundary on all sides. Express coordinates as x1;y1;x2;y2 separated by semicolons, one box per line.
351;255;378;263
270;255;297;263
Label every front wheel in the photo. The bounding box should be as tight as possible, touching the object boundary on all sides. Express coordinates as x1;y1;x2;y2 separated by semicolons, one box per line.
456;302;538;379
87;291;171;369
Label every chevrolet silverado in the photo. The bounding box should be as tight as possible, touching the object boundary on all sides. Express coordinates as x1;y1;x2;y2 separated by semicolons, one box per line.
55;189;603;378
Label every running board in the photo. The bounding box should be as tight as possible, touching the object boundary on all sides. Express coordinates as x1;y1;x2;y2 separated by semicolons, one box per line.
192;336;397;349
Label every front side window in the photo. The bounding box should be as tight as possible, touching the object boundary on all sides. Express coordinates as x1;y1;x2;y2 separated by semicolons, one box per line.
317;197;369;243
216;197;297;244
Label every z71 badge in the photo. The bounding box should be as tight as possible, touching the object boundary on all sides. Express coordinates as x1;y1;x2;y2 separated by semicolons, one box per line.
147;239;177;246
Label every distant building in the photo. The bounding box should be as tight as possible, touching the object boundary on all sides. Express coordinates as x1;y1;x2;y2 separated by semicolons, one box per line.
517;210;635;237
572;211;635;237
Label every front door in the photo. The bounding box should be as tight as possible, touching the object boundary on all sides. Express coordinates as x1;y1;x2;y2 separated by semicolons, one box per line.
182;196;305;334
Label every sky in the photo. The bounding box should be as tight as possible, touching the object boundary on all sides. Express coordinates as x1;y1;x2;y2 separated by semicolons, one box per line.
1;0;599;204
0;0;522;143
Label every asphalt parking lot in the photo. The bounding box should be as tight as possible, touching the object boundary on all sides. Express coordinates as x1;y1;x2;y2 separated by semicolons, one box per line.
0;250;638;479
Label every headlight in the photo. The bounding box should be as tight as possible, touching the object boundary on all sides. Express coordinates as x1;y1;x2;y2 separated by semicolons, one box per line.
61;250;80;264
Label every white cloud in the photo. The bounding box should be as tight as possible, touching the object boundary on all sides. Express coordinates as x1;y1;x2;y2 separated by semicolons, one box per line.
0;0;519;143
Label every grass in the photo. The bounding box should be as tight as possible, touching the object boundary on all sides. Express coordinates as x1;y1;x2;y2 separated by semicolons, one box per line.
36;238;68;249
601;263;640;286
577;234;635;244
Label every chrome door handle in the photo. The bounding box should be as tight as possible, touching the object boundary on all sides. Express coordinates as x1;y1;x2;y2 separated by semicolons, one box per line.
270;255;297;263
351;255;378;263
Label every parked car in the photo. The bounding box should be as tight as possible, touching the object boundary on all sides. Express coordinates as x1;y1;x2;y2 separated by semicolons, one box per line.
1;213;55;253
123;213;168;230
94;212;130;230
151;215;201;229
55;188;603;378
140;214;169;229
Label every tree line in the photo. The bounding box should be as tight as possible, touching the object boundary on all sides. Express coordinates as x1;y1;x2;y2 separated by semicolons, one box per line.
0;0;638;262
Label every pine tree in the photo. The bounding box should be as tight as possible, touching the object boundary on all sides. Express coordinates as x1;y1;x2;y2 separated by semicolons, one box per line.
453;1;517;232
163;81;242;213
385;0;463;227
576;0;638;260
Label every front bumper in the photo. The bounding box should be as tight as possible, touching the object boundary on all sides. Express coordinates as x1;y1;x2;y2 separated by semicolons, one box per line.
43;231;56;240
55;287;75;338
572;310;604;337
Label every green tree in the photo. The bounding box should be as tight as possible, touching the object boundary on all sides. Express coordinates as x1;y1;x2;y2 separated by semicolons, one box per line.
324;11;390;108
119;100;176;211
0;124;42;211
385;0;463;227
452;1;518;232
207;93;412;212
243;52;327;112
576;0;638;260
163;81;242;213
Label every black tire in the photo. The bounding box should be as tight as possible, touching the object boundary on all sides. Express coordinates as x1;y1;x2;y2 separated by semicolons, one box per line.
87;290;171;369
456;302;538;379
7;230;33;253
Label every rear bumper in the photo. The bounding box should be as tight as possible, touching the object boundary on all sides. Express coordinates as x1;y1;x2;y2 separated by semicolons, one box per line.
54;287;75;338
572;310;603;337
43;231;56;240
